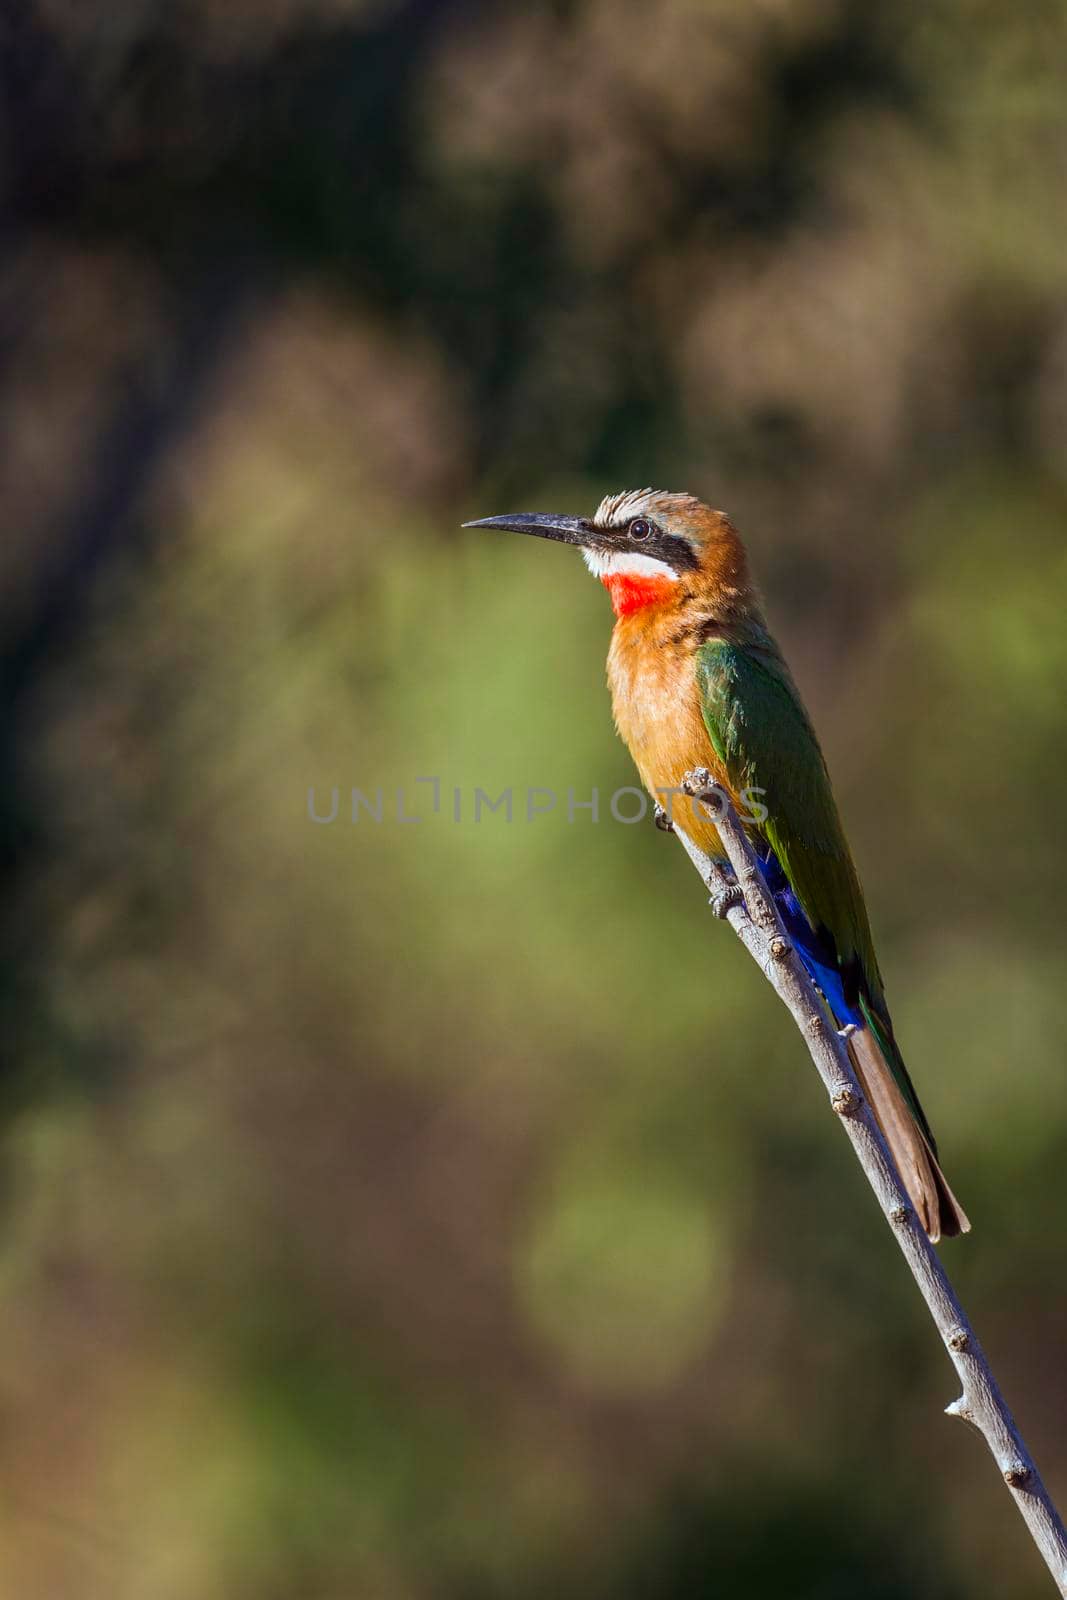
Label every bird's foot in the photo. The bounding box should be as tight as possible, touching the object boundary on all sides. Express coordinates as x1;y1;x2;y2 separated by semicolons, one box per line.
681;766;716;799
709;883;744;919
653;802;674;833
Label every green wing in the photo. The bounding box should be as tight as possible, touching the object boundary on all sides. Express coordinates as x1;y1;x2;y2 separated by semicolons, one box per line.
696;636;944;1161
695;635;882;1006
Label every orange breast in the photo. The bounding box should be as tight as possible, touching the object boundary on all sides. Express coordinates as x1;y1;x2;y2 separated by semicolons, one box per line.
606;615;736;855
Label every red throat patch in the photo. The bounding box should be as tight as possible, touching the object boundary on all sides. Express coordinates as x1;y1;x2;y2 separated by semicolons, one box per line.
601;572;676;618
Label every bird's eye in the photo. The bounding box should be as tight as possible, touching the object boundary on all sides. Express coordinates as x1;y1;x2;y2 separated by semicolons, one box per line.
629;518;652;541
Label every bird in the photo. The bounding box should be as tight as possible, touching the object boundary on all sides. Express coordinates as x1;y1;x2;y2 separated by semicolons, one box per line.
464;488;969;1242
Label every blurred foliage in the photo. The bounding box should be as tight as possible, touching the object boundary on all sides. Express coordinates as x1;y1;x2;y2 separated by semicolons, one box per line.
2;0;1067;1595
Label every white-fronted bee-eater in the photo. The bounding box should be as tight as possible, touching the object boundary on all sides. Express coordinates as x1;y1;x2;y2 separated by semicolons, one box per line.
465;489;969;1242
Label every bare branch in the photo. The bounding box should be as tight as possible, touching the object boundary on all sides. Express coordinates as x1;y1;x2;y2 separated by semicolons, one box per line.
675;768;1067;1596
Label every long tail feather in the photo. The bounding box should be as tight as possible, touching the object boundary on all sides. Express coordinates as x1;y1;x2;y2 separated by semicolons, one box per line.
848;1028;971;1243
755;846;970;1241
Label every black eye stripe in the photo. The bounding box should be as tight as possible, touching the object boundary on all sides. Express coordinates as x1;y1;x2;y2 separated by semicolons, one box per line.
589;517;701;572
660;534;700;572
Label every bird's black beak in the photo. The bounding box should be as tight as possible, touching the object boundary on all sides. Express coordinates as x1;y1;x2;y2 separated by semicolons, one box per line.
462;511;599;549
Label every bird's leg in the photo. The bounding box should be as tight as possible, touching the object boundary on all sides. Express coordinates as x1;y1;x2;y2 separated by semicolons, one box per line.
677;769;745;916
681;765;772;924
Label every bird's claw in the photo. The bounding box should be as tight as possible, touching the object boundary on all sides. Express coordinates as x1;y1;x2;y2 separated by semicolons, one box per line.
653;802;674;833
709;884;744;919
681;766;716;799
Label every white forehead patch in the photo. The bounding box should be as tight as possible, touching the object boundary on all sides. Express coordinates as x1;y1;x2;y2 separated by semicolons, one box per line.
594;487;662;528
582;548;679;581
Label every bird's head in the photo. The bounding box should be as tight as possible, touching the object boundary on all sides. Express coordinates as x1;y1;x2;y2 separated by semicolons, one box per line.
464;489;750;619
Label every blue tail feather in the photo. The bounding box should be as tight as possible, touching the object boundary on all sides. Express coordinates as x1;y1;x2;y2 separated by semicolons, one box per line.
724;846;865;1028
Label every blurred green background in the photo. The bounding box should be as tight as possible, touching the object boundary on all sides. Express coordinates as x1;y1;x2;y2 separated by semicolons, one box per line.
4;1;1067;1595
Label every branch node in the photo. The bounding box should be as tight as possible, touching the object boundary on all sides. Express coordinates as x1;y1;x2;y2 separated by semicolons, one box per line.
889;1203;911;1227
807;1013;824;1034
945;1397;973;1423
769;934;791;960
947;1325;970;1353
837;1022;858;1041
831;1083;861;1116
1005;1461;1032;1489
